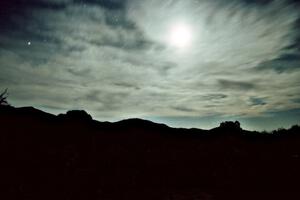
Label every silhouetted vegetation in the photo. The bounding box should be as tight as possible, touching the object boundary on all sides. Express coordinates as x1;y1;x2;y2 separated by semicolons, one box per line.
0;88;9;106
220;120;241;130
1;106;300;200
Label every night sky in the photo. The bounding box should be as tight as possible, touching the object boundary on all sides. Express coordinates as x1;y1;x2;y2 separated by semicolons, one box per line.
1;0;300;130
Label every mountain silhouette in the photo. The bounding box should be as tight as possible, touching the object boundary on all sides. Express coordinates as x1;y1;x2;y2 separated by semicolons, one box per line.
1;105;300;200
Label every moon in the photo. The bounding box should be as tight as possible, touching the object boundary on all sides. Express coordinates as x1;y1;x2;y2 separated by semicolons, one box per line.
168;23;193;49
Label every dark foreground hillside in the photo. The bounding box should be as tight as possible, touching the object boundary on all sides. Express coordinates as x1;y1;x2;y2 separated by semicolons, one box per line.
1;105;300;200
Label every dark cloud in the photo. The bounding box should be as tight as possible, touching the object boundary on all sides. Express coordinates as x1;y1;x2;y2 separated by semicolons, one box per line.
87;33;149;50
0;0;69;10
67;68;92;77
202;94;227;100
291;98;300;103
172;106;197;113
75;0;126;10
113;82;140;90
256;53;300;73
0;0;125;11
84;90;102;102
218;79;257;90
249;97;267;106
0;0;69;29
81;89;130;110
37;104;67;111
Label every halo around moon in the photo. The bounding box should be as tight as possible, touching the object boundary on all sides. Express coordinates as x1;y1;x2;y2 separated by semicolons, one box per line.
168;23;193;49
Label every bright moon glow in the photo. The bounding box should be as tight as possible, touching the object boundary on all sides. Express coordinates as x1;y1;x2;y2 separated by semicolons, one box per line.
169;23;192;48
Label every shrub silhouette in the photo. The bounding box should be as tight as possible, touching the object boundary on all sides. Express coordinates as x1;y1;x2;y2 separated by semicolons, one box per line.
0;89;9;106
58;110;93;121
220;121;241;130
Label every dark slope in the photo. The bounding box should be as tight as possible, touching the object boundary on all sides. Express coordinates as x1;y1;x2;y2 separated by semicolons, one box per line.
1;106;300;200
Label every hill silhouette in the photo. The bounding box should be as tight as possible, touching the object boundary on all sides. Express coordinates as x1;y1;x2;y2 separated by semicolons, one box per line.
1;105;300;200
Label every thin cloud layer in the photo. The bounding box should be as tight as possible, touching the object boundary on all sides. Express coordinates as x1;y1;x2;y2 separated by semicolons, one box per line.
0;0;299;130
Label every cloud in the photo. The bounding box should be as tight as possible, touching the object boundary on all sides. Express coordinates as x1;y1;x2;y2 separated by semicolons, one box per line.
0;0;300;129
128;0;299;63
